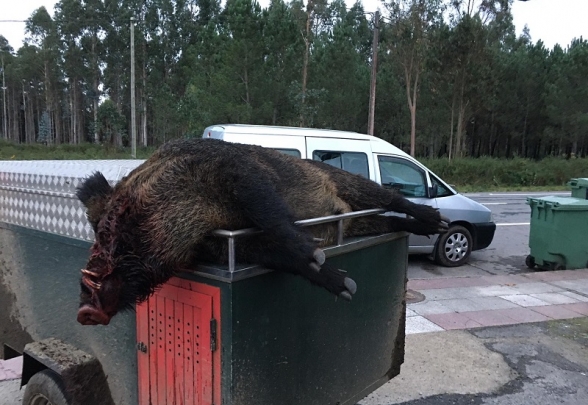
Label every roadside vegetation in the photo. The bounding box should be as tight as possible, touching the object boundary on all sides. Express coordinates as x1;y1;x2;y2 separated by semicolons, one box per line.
0;139;155;160
421;156;588;191
2;139;586;192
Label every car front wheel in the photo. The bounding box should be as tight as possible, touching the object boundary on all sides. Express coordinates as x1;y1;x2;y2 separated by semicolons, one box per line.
435;225;472;267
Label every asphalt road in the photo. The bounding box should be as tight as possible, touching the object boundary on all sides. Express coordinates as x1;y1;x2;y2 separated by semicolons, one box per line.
408;190;572;280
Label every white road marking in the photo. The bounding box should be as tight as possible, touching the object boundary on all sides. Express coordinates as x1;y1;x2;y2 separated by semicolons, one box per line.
488;193;569;196
496;222;530;226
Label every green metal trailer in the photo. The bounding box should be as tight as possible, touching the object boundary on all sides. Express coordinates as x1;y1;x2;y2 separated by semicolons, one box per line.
1;160;409;405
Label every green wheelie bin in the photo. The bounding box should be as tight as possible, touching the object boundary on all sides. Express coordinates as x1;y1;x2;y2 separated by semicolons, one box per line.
568;178;588;200
526;195;588;270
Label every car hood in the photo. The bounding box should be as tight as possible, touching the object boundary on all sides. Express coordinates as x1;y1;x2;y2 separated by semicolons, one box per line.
436;193;493;224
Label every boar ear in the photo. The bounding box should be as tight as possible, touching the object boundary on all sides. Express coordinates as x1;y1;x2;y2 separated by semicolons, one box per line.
77;172;113;232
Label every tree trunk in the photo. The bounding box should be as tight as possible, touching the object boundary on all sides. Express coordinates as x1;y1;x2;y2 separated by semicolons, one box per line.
242;63;250;106
53;103;62;145
141;40;148;147
449;95;455;160
93;35;99;144
71;81;76;144
454;77;467;158
404;60;418;157
409;70;419;157
44;60;52;145
300;0;313;127
522;98;528;157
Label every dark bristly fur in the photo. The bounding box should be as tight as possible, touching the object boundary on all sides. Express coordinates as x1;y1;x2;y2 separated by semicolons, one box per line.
76;172;113;232
76;138;447;325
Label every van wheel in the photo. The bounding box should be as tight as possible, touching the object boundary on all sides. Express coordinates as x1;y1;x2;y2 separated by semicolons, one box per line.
435;225;472;267
22;369;72;405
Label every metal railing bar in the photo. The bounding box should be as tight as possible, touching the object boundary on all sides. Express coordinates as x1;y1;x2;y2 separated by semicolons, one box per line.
210;208;388;273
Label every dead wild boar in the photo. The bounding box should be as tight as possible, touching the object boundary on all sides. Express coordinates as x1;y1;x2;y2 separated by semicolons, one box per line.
76;138;448;325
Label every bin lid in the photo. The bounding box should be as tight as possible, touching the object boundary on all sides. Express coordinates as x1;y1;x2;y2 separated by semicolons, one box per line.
527;195;588;211
567;178;588;189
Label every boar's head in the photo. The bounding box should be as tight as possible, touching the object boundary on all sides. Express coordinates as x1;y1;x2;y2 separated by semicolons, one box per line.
76;172;157;325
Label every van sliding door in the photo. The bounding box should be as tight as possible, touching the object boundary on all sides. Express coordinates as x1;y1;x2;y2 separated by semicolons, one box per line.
305;137;375;181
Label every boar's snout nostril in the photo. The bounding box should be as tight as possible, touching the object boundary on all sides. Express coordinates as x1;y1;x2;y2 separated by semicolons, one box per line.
77;305;111;326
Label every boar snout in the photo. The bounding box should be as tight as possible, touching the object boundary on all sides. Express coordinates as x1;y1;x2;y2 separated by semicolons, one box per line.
77;305;111;326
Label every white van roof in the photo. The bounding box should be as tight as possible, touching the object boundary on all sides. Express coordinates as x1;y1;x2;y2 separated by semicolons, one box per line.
203;124;410;157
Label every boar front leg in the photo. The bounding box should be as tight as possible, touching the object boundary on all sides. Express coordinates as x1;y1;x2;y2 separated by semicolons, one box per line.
230;175;357;300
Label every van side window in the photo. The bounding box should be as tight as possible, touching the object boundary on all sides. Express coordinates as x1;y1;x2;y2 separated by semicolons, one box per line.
313;151;369;178
274;148;302;158
430;174;453;198
378;156;427;198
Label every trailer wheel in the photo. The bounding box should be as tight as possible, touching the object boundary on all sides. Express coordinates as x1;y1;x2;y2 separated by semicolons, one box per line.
22;369;72;405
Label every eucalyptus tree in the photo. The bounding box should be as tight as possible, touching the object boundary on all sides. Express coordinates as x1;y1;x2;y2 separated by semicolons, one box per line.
100;0;131;146
382;0;445;156
0;35;13;140
371;22;410;150
217;0;265;123
545;39;588;157
310;0;371;131
54;0;85;144
261;0;305;125
13;45;45;144
289;0;329;126
25;6;61;144
442;0;515;158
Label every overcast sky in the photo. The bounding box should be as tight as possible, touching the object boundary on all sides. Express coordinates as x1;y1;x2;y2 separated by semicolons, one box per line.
2;0;587;52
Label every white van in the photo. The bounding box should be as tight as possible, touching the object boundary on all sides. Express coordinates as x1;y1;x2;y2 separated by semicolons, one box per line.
202;124;495;267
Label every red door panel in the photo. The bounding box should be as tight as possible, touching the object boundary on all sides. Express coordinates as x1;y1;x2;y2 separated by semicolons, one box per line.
137;278;220;405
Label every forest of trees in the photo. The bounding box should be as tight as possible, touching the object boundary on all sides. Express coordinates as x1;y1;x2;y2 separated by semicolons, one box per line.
0;0;587;159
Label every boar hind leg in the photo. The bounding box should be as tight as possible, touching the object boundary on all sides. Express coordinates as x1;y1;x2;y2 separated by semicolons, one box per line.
305;161;449;235
231;177;357;300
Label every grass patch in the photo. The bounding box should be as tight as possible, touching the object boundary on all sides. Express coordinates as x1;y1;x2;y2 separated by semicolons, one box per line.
0;140;155;160
420;156;588;191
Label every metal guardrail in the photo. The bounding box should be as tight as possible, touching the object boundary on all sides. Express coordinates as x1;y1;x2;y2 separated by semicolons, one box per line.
212;208;386;273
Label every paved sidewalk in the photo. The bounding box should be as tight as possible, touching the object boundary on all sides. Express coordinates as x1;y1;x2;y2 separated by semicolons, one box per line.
0;356;22;382
406;268;588;334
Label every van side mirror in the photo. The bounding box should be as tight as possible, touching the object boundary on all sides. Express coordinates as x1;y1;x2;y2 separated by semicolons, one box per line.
429;184;438;198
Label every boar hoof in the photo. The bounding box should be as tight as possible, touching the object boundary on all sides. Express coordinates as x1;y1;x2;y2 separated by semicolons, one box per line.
313;248;326;265
310;262;321;272
339;291;353;301
344;277;357;294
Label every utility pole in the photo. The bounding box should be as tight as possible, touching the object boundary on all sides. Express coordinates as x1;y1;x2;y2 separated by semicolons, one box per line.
1;54;7;140
130;16;137;158
367;10;380;136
